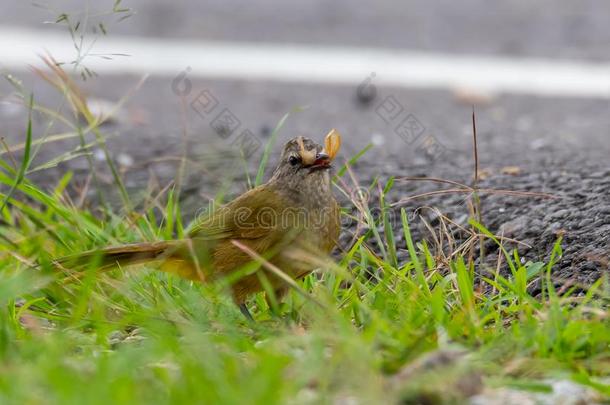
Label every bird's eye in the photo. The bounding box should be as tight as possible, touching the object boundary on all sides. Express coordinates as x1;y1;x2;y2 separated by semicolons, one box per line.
288;155;300;166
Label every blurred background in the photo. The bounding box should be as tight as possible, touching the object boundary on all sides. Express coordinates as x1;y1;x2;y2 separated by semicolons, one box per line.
0;0;608;211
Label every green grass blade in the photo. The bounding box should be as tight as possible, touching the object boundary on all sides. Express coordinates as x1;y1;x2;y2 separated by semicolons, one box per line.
255;110;295;186
0;94;34;214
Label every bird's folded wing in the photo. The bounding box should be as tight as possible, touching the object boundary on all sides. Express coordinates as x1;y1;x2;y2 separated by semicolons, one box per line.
188;185;291;243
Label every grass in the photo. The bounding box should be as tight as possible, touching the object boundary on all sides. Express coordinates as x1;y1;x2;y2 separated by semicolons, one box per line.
1;15;609;403
1;112;609;404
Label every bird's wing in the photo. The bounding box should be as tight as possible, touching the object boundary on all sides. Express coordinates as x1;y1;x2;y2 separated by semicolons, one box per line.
187;185;301;279
188;185;290;242
326;198;341;252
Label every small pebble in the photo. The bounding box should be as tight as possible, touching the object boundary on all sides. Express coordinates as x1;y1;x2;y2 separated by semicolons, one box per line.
371;133;385;146
117;153;134;167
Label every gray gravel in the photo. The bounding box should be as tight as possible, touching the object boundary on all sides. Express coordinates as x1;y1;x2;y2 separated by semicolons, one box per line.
382;165;610;287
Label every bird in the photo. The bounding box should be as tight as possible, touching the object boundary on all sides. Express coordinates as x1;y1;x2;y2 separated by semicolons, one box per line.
58;130;342;319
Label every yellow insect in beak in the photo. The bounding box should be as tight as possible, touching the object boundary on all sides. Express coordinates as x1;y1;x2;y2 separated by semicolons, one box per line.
296;130;341;168
324;129;341;160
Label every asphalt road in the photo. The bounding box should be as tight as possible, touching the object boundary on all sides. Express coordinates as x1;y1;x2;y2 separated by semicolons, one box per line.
2;0;610;61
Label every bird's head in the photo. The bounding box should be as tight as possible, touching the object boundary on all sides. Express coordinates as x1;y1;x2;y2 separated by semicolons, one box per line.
270;130;341;198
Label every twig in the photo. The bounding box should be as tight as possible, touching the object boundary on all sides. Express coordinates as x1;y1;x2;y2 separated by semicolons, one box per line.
472;106;479;188
231;240;325;308
0;137;18;169
397;176;470;189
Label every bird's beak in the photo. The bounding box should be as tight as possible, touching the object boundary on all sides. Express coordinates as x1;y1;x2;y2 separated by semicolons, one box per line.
310;151;331;168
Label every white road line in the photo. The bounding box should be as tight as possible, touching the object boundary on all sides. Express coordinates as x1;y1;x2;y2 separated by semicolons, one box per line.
1;26;610;99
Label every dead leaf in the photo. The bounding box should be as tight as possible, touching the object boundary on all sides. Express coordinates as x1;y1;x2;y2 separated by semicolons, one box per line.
477;168;493;180
501;166;522;175
453;88;495;105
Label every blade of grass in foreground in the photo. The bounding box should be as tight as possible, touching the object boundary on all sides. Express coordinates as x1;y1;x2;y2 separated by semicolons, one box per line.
380;177;398;268
335;143;373;178
401;208;431;297
0;95;33;214
255;110;294;187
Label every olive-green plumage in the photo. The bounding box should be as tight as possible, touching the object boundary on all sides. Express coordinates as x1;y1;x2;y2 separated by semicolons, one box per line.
59;136;340;305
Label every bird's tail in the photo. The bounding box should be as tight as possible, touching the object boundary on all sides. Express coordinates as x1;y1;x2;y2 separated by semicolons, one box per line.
55;240;205;282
